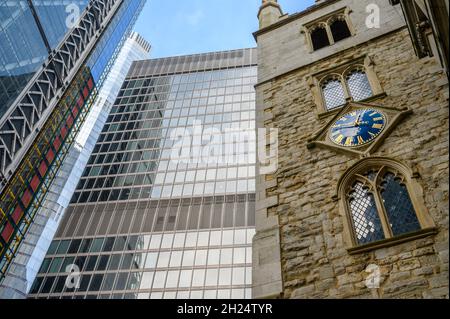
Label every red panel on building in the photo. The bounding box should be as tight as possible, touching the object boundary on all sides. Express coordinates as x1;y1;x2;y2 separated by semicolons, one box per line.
77;96;84;108
66;114;74;129
83;87;89;99
21;189;32;208
53;136;61;151
87;78;94;90
39;161;47;177
1;222;14;242
46;149;54;164
60;126;67;140
30;174;40;192
72;105;79;118
11;206;23;224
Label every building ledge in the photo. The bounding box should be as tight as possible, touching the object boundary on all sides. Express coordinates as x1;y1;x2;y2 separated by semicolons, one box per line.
317;92;388;120
347;227;438;255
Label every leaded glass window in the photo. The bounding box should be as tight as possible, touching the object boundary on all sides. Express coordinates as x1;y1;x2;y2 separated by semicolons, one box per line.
317;66;376;112
346;69;373;101
321;77;346;110
380;173;421;236
348;182;384;244
346;166;423;246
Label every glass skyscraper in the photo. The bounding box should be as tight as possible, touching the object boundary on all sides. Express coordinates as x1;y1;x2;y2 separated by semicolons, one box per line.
0;0;91;118
28;48;257;299
0;31;150;298
0;0;146;298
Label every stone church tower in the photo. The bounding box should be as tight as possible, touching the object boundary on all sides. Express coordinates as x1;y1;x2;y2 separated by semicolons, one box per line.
253;0;448;298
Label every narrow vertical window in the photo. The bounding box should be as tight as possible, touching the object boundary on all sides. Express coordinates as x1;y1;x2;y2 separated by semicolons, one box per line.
346;69;373;101
321;77;346;110
330;18;352;42
311;26;330;51
348;182;385;245
380;173;421;236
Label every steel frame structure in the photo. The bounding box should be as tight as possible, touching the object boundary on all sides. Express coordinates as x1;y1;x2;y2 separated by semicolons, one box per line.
0;0;122;190
0;67;98;280
0;0;125;282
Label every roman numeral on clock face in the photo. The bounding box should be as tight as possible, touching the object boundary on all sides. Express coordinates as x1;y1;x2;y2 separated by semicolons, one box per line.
372;123;383;129
345;137;353;146
335;135;344;143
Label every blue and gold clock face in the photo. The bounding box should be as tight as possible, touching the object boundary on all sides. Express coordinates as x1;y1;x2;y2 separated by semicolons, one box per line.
329;109;386;147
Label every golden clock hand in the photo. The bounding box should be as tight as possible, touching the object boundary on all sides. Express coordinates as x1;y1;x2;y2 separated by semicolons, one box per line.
354;113;362;126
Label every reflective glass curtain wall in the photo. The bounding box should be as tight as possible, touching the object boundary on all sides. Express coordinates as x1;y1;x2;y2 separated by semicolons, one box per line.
0;0;146;298
0;0;89;119
29;48;258;299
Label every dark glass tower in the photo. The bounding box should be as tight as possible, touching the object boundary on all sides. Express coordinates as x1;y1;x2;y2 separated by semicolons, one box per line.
29;48;257;299
0;0;146;298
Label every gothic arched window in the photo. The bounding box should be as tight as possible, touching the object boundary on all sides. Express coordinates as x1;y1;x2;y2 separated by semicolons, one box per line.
311;59;384;115
311;26;330;51
348;181;385;244
305;10;354;52
338;159;436;250
380;173;421;236
330;17;352;42
321;76;346;110
345;68;373;101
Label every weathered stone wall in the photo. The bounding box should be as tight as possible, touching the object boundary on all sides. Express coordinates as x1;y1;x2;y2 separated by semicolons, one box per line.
256;27;449;298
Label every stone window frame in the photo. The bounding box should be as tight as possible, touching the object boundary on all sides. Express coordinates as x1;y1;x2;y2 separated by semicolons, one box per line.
319;73;347;111
308;22;332;51
308;56;384;118
336;157;437;255
302;7;355;53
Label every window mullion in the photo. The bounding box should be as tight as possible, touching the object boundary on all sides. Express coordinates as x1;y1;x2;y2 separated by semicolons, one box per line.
325;24;335;45
372;184;393;239
340;75;351;100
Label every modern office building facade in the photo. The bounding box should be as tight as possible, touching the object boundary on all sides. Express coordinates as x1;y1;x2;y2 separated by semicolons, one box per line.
94;31;151;112
0;30;150;298
0;0;146;297
28;48;257;299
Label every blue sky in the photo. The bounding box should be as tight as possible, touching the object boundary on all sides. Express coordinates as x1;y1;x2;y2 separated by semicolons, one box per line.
134;0;315;58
